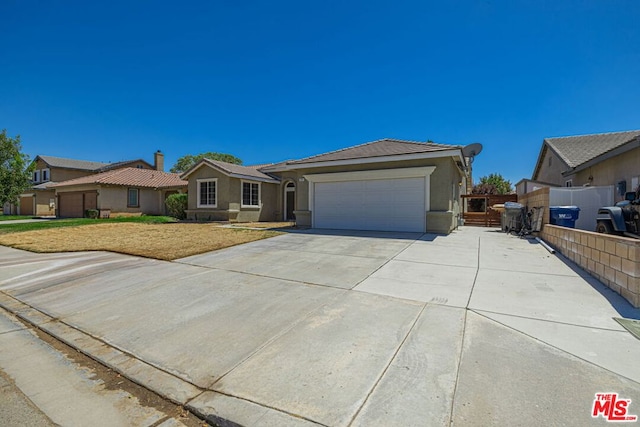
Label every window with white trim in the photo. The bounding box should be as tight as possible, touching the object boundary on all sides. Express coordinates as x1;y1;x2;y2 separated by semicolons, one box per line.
42;168;50;182
127;188;139;207
565;179;573;187
241;181;260;207
33;170;41;183
197;178;217;208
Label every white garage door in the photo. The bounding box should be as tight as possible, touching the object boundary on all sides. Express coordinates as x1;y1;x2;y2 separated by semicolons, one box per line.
314;177;426;232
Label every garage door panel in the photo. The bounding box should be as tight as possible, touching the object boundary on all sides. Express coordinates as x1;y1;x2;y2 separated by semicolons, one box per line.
314;177;425;232
59;193;84;218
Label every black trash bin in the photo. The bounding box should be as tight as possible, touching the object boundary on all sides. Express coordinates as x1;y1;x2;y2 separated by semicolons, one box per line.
549;206;580;228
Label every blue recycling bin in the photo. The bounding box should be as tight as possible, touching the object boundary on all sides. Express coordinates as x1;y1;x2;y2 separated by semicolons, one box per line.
549;206;580;228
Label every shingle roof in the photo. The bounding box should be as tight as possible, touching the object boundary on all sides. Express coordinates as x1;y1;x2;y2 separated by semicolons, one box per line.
286;138;461;165
37;155;153;172
545;130;640;168
32;182;59;190
96;159;153;172
200;159;280;182
38;155;110;171
50;168;187;189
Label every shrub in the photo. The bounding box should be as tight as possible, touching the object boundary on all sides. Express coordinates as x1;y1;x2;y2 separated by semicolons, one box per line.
165;193;188;220
85;209;99;219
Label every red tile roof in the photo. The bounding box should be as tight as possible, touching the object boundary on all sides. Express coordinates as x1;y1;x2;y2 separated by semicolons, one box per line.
50;168;187;189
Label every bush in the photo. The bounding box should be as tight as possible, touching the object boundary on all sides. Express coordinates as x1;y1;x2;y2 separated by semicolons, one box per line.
85;209;99;219
165;193;188;220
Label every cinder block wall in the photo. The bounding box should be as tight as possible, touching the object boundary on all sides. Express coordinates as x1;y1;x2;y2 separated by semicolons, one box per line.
542;225;640;308
517;187;550;225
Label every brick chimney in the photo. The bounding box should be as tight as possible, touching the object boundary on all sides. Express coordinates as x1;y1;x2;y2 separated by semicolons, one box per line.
154;150;164;171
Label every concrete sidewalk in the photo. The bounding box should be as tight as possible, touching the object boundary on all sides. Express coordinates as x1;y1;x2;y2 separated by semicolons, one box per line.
0;218;53;225
1;227;639;426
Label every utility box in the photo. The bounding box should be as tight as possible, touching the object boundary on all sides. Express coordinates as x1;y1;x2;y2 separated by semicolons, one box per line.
549;206;580;228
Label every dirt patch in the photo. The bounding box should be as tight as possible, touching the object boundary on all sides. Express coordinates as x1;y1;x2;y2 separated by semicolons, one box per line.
0;222;281;260
231;221;295;229
13;317;210;427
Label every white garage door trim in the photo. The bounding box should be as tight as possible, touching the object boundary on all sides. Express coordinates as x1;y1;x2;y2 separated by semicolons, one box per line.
304;167;436;231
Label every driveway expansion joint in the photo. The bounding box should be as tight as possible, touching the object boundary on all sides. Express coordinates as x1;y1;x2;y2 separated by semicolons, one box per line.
471;309;640;387
470;308;627;333
347;303;428;426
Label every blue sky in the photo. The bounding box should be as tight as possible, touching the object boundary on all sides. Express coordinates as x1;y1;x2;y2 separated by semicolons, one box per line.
2;1;639;185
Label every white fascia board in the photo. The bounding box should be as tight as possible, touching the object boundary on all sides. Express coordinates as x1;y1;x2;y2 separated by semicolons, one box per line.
304;166;436;183
266;149;463;172
228;173;279;184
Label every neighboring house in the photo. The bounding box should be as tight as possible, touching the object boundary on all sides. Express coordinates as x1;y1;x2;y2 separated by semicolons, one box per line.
15;151;165;216
514;179;559;197
49;167;187;217
532;130;640;200
182;138;471;233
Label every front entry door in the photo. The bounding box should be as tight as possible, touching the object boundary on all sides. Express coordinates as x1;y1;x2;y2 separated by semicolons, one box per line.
284;182;295;220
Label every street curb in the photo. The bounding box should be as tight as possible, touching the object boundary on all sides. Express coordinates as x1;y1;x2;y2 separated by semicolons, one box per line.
0;292;202;406
0;291;327;426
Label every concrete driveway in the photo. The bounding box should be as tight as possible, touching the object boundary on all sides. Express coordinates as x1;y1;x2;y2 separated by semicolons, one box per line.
1;227;640;426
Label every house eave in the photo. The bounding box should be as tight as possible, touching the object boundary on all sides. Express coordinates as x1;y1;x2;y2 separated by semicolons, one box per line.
181;159;279;183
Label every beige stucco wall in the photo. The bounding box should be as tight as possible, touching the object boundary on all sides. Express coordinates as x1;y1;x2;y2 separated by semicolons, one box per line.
270;157;464;232
534;145;640;199
32;159;93;183
534;146;569;186
97;186;163;215
123;161;153;170
55;185;171;215
570;146;640;201
185;164;278;222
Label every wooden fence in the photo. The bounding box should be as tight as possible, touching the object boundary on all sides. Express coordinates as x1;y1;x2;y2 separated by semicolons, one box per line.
461;194;518;227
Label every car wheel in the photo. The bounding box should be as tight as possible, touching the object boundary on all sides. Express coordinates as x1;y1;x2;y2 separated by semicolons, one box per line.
596;221;614;234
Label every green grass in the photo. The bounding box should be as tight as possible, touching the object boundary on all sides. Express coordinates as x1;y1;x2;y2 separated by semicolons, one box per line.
0;215;176;234
0;215;35;221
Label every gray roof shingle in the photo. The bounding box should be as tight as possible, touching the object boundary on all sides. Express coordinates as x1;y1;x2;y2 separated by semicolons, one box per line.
545;130;640;168
286;138;461;165
38;155;110;171
203;159;280;182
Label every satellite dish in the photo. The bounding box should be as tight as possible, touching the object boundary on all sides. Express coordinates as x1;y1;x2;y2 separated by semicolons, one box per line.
462;143;483;164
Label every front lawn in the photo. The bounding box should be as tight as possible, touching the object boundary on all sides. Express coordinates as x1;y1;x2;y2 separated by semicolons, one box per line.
0;215;34;221
0;219;281;260
0;215;176;234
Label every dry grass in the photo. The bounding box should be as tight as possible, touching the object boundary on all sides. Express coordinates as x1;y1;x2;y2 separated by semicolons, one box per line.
0;222;282;261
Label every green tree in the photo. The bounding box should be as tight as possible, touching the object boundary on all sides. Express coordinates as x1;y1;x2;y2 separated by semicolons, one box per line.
474;173;513;195
0;130;34;206
170;152;243;173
